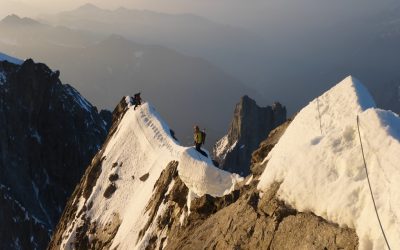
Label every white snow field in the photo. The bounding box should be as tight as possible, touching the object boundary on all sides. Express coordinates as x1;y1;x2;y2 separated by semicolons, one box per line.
60;99;242;249
0;52;23;65
258;76;400;250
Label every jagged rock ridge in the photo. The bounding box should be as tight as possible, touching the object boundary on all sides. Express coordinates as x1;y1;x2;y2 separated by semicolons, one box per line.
213;95;286;175
0;57;111;249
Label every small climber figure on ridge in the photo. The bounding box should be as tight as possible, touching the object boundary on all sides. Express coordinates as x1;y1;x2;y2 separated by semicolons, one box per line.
194;125;208;157
133;92;142;110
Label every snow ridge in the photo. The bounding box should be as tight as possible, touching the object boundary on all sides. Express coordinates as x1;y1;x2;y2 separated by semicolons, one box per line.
258;76;400;250
60;100;242;249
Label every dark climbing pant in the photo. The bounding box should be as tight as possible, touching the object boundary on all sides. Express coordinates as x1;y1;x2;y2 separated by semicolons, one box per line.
134;101;141;110
195;143;208;157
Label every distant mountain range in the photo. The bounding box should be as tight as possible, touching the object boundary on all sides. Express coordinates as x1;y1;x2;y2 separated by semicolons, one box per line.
39;3;272;86
38;3;400;116
0;15;258;146
1;14;41;26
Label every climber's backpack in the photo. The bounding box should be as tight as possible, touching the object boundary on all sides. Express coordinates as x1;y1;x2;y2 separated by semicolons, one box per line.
201;130;206;145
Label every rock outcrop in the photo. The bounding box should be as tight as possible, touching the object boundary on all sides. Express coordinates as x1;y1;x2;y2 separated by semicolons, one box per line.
165;181;358;250
0;58;110;249
213;96;286;175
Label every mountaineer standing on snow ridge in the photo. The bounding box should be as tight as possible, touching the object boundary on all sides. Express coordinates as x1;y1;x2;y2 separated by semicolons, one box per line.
133;92;142;110
194;125;207;157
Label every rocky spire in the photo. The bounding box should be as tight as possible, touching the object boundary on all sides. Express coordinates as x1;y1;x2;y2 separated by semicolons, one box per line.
213;95;286;175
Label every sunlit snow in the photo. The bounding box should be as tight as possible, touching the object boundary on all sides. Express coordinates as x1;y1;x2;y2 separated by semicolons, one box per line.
258;76;400;250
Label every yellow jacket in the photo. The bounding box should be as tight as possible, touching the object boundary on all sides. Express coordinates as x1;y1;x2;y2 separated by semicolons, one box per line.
194;131;202;144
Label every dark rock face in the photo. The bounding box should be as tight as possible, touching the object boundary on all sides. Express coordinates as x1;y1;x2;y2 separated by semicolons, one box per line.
250;119;292;176
0;59;110;249
165;181;358;250
0;184;50;249
213;95;286;176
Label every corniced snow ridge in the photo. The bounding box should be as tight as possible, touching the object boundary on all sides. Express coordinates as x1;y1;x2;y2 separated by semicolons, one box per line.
258;76;400;250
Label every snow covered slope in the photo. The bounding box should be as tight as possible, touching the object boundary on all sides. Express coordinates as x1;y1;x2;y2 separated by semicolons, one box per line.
55;98;242;249
258;76;400;250
0;52;23;65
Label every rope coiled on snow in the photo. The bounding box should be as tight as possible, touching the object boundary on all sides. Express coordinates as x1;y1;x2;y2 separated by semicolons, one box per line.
356;115;391;250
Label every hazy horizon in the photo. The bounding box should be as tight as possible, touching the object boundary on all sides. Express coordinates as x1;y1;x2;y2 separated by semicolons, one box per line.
2;0;398;32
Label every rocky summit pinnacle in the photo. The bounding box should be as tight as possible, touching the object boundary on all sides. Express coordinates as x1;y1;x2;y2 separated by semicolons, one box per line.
213;95;286;176
0;58;111;249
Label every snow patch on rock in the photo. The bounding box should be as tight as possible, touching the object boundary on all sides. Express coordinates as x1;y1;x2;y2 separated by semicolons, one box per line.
213;134;237;162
